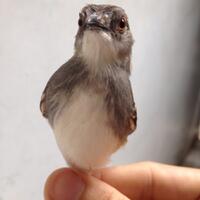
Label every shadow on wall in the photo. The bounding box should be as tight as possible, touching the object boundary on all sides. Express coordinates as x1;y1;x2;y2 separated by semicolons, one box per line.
186;21;200;114
179;20;200;165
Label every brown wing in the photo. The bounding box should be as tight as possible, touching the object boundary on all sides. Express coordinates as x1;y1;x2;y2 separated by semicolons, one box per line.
126;106;137;135
39;56;89;120
40;90;48;118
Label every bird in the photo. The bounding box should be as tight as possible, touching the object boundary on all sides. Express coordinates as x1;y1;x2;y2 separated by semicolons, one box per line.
40;4;137;172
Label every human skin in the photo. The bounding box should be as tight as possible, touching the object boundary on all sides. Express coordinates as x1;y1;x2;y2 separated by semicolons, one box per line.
44;162;200;200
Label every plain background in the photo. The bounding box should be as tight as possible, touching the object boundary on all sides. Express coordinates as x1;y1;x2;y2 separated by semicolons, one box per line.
0;0;200;199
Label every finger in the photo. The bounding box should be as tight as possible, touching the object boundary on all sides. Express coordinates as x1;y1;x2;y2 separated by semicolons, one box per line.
79;173;130;200
91;162;152;199
44;168;85;200
92;162;200;200
44;168;129;200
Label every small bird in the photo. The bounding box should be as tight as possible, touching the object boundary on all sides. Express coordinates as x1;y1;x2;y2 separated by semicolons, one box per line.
40;4;137;171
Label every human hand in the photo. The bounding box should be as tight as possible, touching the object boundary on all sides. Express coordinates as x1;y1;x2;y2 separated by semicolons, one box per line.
44;162;200;200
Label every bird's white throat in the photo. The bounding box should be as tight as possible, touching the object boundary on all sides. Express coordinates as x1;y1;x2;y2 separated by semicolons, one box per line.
81;30;117;72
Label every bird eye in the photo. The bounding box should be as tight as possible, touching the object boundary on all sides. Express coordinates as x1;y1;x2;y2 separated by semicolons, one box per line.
119;18;126;29
117;17;128;34
78;13;84;27
78;18;83;26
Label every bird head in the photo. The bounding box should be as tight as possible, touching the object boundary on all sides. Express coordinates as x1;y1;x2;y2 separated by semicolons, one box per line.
74;4;133;70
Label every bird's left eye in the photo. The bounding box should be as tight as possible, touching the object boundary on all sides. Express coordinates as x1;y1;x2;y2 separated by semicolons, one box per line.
119;18;126;28
118;17;127;33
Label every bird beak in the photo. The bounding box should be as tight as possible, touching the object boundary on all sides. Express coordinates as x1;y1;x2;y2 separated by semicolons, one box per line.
86;13;110;31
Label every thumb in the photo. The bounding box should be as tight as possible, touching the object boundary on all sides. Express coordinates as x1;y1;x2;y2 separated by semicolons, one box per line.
44;168;129;200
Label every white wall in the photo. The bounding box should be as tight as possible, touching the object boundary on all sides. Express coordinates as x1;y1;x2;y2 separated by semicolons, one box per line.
0;0;199;199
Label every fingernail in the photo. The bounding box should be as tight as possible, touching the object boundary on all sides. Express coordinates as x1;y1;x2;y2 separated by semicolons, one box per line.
49;169;85;200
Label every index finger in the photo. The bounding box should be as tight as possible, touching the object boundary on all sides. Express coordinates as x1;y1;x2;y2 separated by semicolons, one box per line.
92;162;200;200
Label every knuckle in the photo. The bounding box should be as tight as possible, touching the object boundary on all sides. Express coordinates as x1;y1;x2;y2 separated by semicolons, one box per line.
101;190;115;200
139;161;157;168
101;190;127;200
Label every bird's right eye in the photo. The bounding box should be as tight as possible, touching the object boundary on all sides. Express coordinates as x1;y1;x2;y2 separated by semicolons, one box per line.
78;13;84;27
78;18;83;26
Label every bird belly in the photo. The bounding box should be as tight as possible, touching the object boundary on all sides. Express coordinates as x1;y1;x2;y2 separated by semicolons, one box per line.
53;89;120;171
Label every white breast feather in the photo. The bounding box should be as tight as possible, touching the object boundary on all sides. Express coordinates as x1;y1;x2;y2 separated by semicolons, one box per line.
53;30;120;170
53;90;120;171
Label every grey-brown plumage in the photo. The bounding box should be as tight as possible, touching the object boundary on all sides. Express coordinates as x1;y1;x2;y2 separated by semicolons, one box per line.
40;4;137;170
